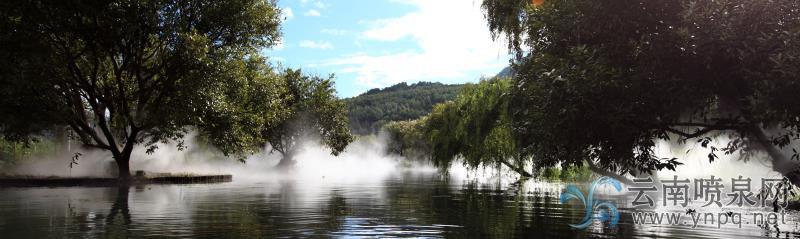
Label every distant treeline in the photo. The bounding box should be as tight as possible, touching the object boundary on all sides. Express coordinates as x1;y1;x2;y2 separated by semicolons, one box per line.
345;82;464;135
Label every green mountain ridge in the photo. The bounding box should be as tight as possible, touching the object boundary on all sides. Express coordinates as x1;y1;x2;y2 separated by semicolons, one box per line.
345;82;464;135
345;67;512;135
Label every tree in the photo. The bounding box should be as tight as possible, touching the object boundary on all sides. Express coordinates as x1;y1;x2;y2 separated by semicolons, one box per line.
0;0;284;178
385;118;430;160
482;0;800;183
264;69;354;168
386;78;533;177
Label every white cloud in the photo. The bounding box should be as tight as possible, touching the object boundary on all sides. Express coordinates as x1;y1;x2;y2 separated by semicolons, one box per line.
282;7;294;21
299;40;333;49
323;0;510;88
321;28;348;36
304;9;321;17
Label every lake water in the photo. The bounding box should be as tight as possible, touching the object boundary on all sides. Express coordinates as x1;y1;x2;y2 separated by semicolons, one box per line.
0;171;797;238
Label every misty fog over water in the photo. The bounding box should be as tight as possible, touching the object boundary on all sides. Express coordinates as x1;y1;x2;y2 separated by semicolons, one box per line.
0;134;797;238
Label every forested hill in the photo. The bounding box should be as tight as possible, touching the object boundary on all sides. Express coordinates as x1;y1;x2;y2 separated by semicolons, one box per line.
495;66;513;78
345;82;464;135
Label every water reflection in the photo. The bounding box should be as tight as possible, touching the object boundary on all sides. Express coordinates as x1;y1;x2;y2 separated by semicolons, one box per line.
107;186;131;225
0;173;797;238
105;186;131;238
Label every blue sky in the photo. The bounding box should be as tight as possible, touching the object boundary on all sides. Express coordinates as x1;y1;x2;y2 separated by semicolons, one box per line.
264;0;512;98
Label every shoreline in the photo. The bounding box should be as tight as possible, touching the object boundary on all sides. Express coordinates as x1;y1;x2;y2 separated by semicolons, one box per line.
0;174;233;187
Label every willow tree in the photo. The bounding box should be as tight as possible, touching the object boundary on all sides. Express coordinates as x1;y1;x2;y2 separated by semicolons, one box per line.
482;0;800;183
386;78;532;177
0;0;285;178
264;69;354;168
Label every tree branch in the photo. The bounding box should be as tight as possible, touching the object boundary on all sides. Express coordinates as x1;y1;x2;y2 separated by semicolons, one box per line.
660;121;743;139
499;159;532;178
586;160;634;185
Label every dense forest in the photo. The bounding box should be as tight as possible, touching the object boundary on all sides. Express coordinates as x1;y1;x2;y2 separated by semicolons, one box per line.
345;82;464;135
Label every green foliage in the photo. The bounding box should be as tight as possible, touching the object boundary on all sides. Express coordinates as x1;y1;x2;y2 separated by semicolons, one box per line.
482;0;800;179
263;69;354;164
539;167;560;181
0;0;285;177
385;78;531;176
558;165;593;182
384;118;430;159
428;78;519;168
195;55;287;160
0;137;57;165
346;82;463;135
538;165;593;182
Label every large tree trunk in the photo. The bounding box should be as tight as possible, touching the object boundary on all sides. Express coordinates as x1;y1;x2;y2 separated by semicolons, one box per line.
114;156;131;180
276;151;296;169
748;124;800;186
114;133;138;180
113;146;133;180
